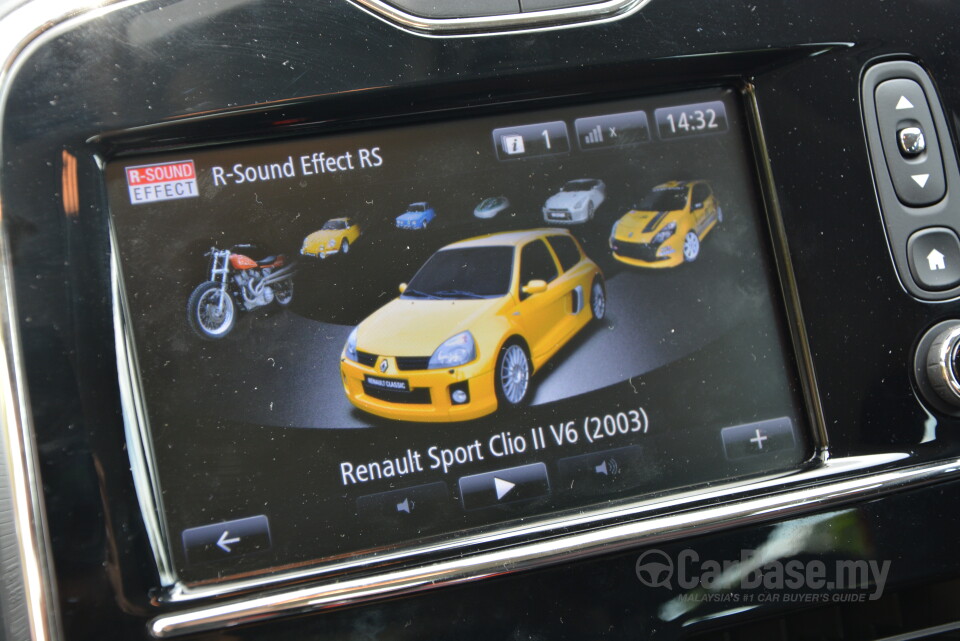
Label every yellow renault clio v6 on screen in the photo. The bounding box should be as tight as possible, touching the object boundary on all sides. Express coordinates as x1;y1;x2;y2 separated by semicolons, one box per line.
340;229;606;422
610;180;722;268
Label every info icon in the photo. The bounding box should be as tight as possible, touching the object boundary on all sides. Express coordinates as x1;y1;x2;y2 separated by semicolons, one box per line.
501;134;525;155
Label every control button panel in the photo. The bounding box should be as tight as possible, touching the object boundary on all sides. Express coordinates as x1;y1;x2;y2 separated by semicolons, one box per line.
862;61;960;300
874;79;945;206
906;228;960;291
181;515;271;566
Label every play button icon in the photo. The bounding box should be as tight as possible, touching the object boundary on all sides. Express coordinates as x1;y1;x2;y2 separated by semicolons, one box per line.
459;463;550;510
494;477;516;500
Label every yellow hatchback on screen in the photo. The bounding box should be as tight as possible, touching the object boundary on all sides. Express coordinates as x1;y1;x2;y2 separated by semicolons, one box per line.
340;229;606;422
301;217;361;258
610;180;722;268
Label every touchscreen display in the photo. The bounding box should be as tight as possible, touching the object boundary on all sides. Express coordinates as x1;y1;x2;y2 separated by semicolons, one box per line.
106;87;810;583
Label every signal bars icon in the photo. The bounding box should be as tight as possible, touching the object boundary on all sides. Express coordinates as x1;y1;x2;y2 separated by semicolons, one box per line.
583;124;604;145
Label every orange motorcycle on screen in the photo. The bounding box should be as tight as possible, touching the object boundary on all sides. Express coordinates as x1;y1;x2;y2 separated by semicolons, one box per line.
186;245;296;339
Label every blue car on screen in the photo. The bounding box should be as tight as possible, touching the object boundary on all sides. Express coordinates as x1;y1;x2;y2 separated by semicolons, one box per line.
395;202;436;230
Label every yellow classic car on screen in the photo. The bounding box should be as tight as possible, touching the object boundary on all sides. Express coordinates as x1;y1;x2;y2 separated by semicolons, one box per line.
610;180;722;268
340;229;606;422
301;217;360;258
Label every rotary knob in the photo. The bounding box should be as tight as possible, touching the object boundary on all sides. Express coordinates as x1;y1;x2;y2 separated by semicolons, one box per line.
924;322;960;407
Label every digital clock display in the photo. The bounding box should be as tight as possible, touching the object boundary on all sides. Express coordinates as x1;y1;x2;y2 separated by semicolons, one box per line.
654;101;729;139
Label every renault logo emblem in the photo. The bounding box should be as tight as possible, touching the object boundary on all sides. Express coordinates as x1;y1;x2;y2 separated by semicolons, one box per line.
379;359;388;373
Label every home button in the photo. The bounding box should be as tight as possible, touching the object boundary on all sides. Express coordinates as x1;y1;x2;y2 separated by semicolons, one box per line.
907;227;960;291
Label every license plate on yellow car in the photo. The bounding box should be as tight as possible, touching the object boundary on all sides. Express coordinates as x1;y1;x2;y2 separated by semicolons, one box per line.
364;375;410;392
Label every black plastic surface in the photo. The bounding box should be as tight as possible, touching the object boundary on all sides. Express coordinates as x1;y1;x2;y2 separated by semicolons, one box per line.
4;1;960;639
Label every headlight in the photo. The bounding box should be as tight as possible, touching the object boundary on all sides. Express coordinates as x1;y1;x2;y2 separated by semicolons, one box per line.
576;197;588;209
652;221;677;245
328;239;336;248
344;327;359;362
428;331;476;369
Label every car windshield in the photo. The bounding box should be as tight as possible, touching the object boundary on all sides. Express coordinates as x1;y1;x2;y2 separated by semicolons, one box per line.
321;220;346;230
561;179;597;192
407;203;427;212
636;188;688;211
403;247;515;299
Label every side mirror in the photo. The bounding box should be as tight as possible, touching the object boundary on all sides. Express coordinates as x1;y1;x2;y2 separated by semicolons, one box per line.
522;279;548;295
398;283;407;294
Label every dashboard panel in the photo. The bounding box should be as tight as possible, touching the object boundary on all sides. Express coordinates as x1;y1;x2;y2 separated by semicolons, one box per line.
1;1;960;640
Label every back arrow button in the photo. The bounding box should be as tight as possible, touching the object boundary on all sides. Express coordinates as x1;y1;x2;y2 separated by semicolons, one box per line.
182;515;272;565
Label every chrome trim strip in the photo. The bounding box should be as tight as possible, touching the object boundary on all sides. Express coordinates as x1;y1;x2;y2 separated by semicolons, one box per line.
0;233;59;641
151;453;960;637
347;0;655;36
109;227;176;585
743;84;831;456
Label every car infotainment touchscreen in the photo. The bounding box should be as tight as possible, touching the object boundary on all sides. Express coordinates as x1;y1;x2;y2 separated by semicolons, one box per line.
106;87;812;584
